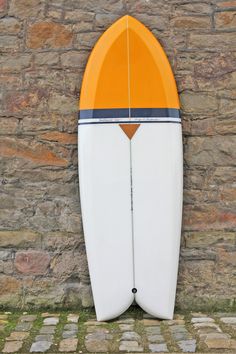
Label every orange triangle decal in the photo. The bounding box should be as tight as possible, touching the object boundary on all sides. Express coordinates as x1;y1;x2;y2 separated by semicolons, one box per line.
119;124;140;139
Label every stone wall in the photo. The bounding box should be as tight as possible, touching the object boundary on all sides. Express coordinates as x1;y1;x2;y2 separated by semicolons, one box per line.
0;0;235;311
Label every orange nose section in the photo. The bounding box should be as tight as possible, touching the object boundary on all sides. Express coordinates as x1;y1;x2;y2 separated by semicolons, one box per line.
79;15;180;139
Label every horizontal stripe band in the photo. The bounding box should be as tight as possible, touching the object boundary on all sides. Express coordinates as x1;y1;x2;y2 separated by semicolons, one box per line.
79;117;181;125
79;108;180;119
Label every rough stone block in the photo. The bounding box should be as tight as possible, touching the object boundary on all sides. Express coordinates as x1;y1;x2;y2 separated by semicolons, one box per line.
0;18;21;33
59;338;78;352
0;230;40;248
27;22;73;49
2;341;23;353
15;251;50;275
9;0;44;18
215;11;236;29
171;16;211;29
189;32;236;49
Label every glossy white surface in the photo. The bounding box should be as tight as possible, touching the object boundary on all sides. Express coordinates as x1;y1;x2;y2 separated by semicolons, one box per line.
79;122;183;320
132;123;183;319
78;124;134;321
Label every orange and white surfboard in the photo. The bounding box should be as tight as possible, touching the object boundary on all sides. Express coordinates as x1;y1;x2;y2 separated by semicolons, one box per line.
79;15;183;320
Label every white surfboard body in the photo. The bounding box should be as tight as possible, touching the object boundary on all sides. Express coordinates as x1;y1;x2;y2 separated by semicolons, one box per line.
78;15;183;321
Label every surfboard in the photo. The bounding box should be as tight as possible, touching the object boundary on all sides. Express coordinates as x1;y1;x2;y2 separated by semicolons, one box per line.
78;15;183;321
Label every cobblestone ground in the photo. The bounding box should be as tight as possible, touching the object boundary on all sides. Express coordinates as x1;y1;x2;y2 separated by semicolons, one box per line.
0;310;236;353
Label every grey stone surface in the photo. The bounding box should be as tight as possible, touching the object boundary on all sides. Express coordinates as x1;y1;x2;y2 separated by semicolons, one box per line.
119;324;134;331
178;339;197;352
0;0;236;313
67;314;79;323
119;340;143;352
39;326;56;334
148;334;165;343
62;330;77;338
43;317;59;325
221;317;236;324
1;311;236;353
146;326;161;335
121;331;141;341
149;343;168;352
15;322;32;331
191;317;214;323
173;332;191;341
64;323;77;331
30;341;52;352
20;315;37;322
35;334;54;342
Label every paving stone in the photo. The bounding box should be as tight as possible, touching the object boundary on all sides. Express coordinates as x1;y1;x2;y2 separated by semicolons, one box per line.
86;332;113;340
121;331;141;341
86;326;109;333
221;317;236;324
41;313;59;318
85;338;109;352
119;340;143;352
178;339;196;352
62;330;77;338
43;317;59;325
39;326;56;334
20;314;37;322
198;332;210;340
193;322;221;330
35;334;54;342
0;325;5;331
147;334;165;343
197;327;221;337
59;338;78;352
166;319;185;325
119;324;134;331
170;325;188;332
172;332;192;341
191;317;214;323
204;332;231;349
67;314;79;323
15;322;33;331
6;331;29;340
149;343;168;352
146;326;161;335
117;318;135;324
30;341;52;352
141;318;161;326
2;341;23;353
0;319;9;324
64;323;77;331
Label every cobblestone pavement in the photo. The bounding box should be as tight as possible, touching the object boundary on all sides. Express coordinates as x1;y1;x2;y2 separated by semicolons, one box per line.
0;310;236;353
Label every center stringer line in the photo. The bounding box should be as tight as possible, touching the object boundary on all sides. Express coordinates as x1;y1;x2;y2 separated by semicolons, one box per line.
126;16;137;296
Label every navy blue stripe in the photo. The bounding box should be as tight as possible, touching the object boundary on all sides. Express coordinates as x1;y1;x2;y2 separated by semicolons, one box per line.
79;120;181;125
79;109;129;119
131;108;180;118
79;108;180;119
